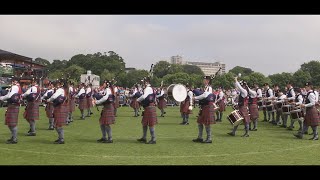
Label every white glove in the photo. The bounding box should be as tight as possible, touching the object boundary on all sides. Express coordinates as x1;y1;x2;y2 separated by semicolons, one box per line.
188;106;193;111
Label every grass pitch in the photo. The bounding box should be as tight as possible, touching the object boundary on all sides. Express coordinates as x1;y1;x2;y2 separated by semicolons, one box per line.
0;105;319;165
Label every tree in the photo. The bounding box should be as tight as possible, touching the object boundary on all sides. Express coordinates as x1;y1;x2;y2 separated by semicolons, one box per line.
182;64;204;76
162;72;190;85
153;61;171;78
211;72;236;90
229;66;253;77
125;70;149;88
34;57;50;66
100;69;115;84
48;70;64;80
244;72;271;87
300;60;320;86
292;70;311;88
64;65;86;82
268;72;293;89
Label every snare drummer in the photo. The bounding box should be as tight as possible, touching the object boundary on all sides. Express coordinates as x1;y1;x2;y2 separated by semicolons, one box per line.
192;76;216;143
228;77;250;137
294;82;319;140
283;82;296;129
287;88;304;131
274;90;286;126
247;84;259;131
263;83;275;123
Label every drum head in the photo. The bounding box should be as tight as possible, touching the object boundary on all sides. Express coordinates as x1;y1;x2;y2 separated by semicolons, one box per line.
172;84;187;102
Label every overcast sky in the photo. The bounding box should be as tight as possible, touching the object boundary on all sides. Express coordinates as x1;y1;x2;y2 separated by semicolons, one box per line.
1;15;320;76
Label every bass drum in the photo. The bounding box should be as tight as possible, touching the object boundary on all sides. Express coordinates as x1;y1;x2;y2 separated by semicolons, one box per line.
167;84;187;102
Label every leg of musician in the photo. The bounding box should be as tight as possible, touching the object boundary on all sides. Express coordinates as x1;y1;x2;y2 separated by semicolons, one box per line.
185;114;189;125
215;111;220;122
263;109;267;121
7;126;18;144
49;118;54;130
252;119;258;131
80;110;85;119
148;126;156;143
180;114;186;124
105;125;113;143
282;114;288;128
310;126;319;140
55;127;65;144
137;126;148;143
220;112;223;122
26;120;36;136
98;125;107;142
267;111;271;121
193;124;204;142
287;117;295;130
228;125;238;136
298;120;303;132
203;125;212;143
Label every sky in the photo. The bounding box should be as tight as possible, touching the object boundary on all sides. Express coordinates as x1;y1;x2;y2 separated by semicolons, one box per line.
1;15;320;76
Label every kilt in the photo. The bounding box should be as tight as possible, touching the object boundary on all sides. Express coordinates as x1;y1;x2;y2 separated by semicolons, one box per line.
24;101;40;121
239;105;250;124
99;103;115;125
217;100;226;112
5;104;19;127
78;98;87;110
197;103;216;125
142;104;158;127
86;97;93;108
249;104;259;120
45;103;54;118
53;103;68;127
130;98;140;109
180;100;191;114
304;106;320;126
157;98;167;109
69;97;76;112
114;95;120;108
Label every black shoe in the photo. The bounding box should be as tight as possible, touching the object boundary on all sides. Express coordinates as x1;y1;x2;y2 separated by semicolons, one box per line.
97;138;107;143
80;117;85;120
304;131;308;135
6;139;18;144
137;138;147;143
184;122;189;125
251;128;257;131
146;140;156;144
294;134;303;139
227;132;235;136
54;140;65;144
48;126;54;130
90;112;93;115
54;139;60;143
202;139;212;143
241;134;249;137
7;137;13;142
27;129;31;133
163;112;166;114
309;137;319;140
26;132;36;136
105;139;113;143
249;127;252;130
287;127;294;131
192;138;203;142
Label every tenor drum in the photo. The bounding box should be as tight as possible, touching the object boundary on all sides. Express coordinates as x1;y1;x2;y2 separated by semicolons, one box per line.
290;108;304;120
227;110;244;127
282;105;292;115
167;84;187;102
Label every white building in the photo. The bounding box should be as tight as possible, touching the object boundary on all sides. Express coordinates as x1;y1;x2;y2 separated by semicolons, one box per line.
80;70;100;89
170;55;183;65
186;61;226;76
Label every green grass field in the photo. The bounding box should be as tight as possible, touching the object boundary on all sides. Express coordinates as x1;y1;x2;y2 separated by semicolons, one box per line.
0;105;319;165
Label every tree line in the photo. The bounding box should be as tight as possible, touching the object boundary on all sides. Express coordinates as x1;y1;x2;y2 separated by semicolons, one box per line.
34;51;318;89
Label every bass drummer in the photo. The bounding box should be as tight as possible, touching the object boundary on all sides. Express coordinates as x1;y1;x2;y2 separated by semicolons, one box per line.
228;77;250;137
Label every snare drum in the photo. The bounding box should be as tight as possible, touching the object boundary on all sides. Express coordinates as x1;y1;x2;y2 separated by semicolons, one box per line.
282;105;292;115
290;108;304;120
227;110;244;127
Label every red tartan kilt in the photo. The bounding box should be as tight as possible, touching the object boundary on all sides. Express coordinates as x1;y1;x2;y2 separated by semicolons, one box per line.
45;103;54;118
5;104;19;127
53;103;68;127
78;98;87;110
180;100;191;114
24;102;40;121
69;97;76;112
304;106;320;126
142;105;158;126
197;103;216;125
249;104;259;120
99;103;115;125
217;100;225;112
239;105;250;123
86;97;93;108
130;98;140;109
157;99;167;109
